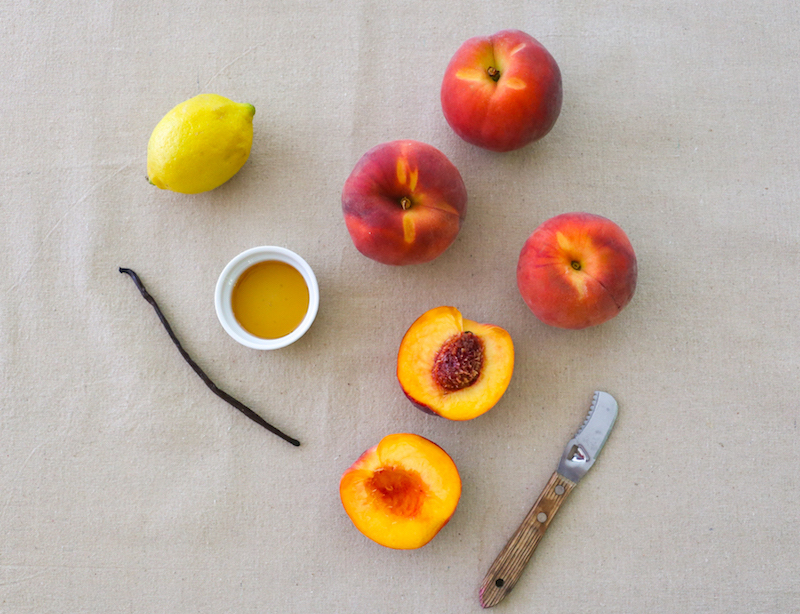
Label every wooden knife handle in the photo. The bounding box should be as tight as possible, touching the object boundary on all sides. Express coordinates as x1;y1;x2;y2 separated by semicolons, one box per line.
478;471;576;608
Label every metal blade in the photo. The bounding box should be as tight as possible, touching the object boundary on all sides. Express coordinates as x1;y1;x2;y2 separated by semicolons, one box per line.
557;391;618;483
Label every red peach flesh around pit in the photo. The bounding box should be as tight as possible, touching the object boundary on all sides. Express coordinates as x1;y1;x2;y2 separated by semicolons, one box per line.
339;433;462;550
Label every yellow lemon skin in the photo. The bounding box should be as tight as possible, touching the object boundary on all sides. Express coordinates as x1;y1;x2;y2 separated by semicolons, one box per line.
147;94;255;194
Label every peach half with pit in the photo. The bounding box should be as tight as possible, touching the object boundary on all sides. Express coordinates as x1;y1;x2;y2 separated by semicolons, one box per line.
341;140;467;265
339;433;462;550
397;306;514;421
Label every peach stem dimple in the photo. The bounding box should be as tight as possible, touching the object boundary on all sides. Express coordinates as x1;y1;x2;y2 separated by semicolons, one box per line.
487;66;501;82
400;197;412;210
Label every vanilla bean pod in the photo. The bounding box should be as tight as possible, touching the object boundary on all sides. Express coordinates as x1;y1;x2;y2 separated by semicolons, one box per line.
119;267;300;447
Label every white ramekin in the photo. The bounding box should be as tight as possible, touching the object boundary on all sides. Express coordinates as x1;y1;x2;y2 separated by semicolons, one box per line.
215;246;319;350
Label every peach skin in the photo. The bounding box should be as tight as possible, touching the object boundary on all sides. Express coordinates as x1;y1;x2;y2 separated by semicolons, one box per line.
342;140;467;265
517;212;637;329
441;29;562;152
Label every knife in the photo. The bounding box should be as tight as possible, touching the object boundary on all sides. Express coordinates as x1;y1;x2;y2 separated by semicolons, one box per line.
478;391;619;608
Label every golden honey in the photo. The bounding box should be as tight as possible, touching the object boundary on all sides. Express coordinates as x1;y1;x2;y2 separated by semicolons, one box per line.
231;260;309;339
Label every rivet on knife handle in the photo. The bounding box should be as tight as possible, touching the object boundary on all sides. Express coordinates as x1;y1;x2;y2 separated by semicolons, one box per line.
479;471;576;608
478;391;619;608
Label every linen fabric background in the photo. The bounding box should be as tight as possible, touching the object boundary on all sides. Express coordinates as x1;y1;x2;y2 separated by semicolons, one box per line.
2;1;798;612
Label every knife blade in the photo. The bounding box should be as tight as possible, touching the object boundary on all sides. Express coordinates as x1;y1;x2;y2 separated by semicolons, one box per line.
478;391;619;608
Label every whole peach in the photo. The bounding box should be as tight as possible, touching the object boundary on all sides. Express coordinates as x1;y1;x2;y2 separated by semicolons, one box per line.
342;140;467;266
517;212;637;329
441;29;562;152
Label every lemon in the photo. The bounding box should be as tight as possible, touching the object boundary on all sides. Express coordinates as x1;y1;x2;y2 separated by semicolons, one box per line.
147;94;255;194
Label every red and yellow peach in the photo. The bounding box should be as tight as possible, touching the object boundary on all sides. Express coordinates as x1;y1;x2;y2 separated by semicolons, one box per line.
516;212;637;329
342;140;467;265
441;29;562;152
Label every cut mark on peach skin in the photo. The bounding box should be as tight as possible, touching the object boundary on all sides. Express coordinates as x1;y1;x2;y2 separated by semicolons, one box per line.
555;229;591;254
503;77;527;90
402;213;416;243
509;42;527;56
414;194;461;218
395;158;419;192
555;230;607;299
339;433;461;550
455;67;488;83
565;269;589;299
396;158;407;185
397;306;514;421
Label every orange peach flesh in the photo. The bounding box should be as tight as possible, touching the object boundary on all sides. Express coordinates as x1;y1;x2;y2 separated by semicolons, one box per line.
339;434;462;550
397;306;514;421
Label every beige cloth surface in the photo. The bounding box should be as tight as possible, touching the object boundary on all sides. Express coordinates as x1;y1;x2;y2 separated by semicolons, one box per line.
2;1;799;612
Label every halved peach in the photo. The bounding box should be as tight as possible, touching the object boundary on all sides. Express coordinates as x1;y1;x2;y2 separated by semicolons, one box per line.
339;433;462;550
397;306;514;420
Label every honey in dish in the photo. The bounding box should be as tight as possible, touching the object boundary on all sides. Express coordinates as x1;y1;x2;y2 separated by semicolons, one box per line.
231;260;309;339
